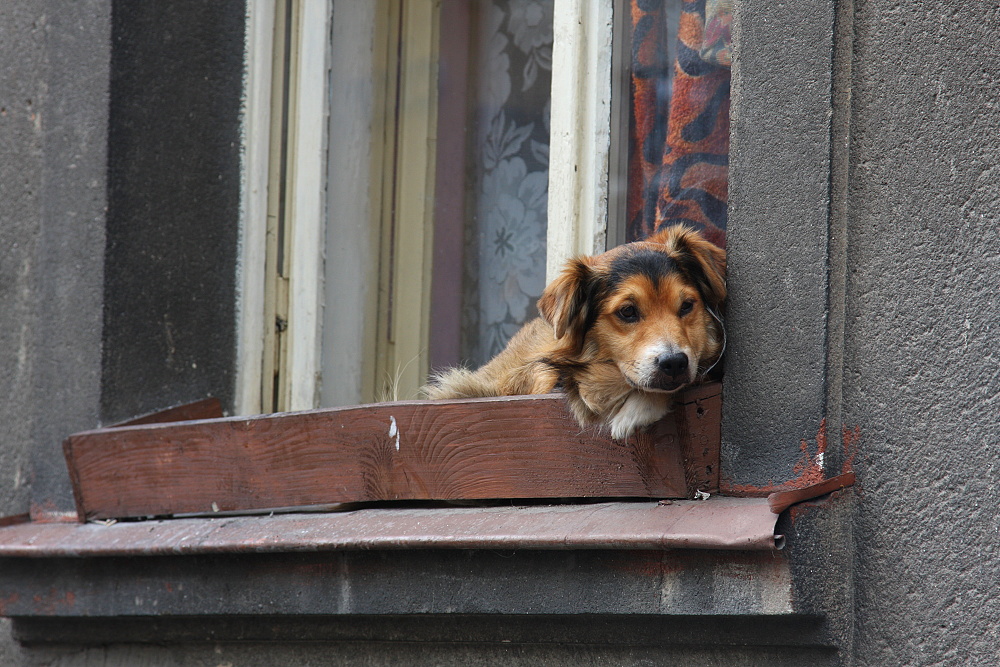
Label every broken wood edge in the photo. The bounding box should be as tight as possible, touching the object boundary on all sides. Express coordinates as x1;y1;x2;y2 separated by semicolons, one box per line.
110;397;224;428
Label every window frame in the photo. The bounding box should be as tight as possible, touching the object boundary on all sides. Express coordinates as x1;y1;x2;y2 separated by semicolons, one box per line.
244;0;624;412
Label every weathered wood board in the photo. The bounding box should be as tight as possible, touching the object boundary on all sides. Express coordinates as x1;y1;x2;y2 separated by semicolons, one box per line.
63;384;721;521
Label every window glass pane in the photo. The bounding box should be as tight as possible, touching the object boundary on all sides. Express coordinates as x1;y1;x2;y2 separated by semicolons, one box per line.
432;0;553;371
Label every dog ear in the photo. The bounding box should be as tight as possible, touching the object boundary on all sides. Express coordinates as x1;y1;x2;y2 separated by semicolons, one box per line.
537;257;597;342
650;224;727;311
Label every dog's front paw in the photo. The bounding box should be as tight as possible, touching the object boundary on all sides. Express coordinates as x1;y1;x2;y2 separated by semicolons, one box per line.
609;392;671;440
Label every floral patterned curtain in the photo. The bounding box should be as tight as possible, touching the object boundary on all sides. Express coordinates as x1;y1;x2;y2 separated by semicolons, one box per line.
462;0;554;367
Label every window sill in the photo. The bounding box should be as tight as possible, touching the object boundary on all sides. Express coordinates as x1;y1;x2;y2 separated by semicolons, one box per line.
0;481;854;649
0;382;853;646
0;496;782;558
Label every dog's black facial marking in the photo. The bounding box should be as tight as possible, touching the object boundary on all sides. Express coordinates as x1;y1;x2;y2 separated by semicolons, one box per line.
572;249;676;342
671;250;721;310
607;249;677;292
665;234;726;311
575;274;612;342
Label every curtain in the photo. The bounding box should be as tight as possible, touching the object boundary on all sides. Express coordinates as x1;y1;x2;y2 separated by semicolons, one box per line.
628;0;731;248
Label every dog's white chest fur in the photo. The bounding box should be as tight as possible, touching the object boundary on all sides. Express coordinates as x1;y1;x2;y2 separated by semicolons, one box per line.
609;391;672;440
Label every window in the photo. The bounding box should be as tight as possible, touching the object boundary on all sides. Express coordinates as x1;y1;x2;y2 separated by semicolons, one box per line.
0;2;861;654
247;0;620;413
238;0;732;414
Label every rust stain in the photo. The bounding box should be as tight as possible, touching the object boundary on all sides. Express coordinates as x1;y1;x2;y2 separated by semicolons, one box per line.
722;420;862;497
721;419;829;497
30;588;76;615
789;418;828;485
787;502;814;525
785;484;854;526
0;593;21;615
767;472;856;514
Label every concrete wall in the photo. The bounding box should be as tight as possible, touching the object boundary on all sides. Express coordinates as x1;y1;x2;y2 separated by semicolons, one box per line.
0;0;244;662
730;0;1000;664
846;1;1000;663
101;1;245;425
0;0;111;520
0;0;111;657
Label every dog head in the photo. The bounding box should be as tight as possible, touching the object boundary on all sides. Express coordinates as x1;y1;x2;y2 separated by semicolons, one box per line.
537;225;726;393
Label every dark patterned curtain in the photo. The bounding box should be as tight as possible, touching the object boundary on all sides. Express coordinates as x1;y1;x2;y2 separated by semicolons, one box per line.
627;0;731;249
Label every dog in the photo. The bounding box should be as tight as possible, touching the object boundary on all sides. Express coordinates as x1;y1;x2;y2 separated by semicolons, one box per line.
423;224;726;439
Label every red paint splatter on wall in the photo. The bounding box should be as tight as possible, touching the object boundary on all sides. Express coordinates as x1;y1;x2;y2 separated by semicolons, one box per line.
842;424;861;473
722;420;861;497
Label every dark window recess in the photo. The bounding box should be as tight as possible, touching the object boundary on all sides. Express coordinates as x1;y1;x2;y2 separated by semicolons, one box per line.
102;1;246;424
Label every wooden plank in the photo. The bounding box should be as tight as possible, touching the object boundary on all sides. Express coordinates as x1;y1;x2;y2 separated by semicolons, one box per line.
63;384;721;521
673;383;723;495
113;398;224;428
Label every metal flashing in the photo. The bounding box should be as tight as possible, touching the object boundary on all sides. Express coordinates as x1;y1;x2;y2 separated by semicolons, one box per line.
0;497;781;557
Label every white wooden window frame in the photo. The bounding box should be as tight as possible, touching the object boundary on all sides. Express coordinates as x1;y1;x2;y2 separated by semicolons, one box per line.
234;0;277;416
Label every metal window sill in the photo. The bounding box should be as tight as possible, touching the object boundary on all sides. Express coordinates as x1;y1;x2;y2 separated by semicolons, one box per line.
0;496;782;558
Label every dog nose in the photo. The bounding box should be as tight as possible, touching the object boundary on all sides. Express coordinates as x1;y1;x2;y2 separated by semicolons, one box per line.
657;352;689;377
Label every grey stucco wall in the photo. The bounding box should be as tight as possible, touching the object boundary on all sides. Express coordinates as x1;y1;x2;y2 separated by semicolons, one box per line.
101;0;245;425
846;1;1000;663
731;0;1000;664
0;1;110;660
725;0;838;489
0;1;110;518
0;0;47;523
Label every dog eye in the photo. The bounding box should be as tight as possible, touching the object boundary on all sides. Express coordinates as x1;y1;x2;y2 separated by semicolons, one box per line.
616;304;639;322
678;300;695;316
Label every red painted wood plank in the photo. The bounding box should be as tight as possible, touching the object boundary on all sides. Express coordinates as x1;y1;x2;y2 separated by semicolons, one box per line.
63;385;721;521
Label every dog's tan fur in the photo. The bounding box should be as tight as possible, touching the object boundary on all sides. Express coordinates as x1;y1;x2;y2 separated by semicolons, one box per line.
424;225;726;439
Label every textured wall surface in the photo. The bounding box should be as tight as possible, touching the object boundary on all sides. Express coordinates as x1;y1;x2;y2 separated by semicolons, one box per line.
729;0;1000;664
724;0;837;489
0;1;111;661
0;1;47;523
0;0;110;518
0;5;49;662
846;1;1000;664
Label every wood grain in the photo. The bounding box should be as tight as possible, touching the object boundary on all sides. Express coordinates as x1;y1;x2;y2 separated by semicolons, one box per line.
63;385;721;520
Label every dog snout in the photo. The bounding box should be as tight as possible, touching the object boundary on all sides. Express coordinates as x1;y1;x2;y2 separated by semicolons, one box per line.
656;352;689;378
